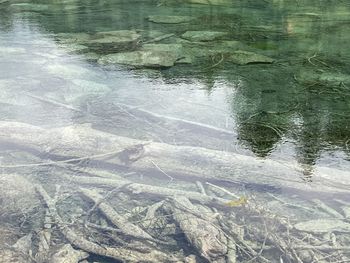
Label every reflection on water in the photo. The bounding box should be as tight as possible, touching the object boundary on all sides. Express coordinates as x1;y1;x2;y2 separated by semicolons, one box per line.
1;0;349;168
1;0;350;262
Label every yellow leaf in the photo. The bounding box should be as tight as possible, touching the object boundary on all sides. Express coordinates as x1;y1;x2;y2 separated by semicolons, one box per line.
225;196;248;207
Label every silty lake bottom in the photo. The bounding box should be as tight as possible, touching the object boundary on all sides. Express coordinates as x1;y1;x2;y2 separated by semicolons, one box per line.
0;0;350;262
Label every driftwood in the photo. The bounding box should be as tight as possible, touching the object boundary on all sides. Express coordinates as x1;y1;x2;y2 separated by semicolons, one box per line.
125;182;230;205
35;209;52;263
35;184;177;262
60;173;230;205
12;234;32;256
0;249;31;263
143;33;175;44
143;200;165;224
0;169;347;263
166;196;228;263
80;188;156;241
50;244;89;263
25;93;82;113
312;199;344;219
0;121;349;194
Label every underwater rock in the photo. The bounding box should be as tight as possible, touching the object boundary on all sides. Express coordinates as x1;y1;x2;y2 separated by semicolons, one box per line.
181;31;229;42
297;71;350;87
83;52;101;62
98;50;178;68
56;31;141;54
86;30;141;53
228;50;274;65
142;43;182;56
178;40;248;58
147;15;193;24
56;33;91;44
142;43;192;64
59;43;89;54
140;30;168;41
214;41;250;52
176;56;192;64
294;219;350;233
51;244;89;263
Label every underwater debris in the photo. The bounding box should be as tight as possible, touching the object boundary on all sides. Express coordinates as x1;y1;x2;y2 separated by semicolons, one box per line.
147;15;194;24
50;244;89;263
0;157;348;263
167;196;228;262
35;184;177;262
294;219;350;233
225;196;248;207
80;188;157;242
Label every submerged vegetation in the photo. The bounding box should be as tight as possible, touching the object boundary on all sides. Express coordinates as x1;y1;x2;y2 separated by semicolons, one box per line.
0;0;350;262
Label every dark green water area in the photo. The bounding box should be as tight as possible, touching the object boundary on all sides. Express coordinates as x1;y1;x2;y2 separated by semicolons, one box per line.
0;0;350;262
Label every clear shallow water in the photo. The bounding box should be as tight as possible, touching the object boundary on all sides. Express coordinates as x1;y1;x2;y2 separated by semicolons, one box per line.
1;0;350;262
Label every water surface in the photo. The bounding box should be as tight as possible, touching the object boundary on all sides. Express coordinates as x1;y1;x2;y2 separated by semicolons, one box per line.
1;0;350;262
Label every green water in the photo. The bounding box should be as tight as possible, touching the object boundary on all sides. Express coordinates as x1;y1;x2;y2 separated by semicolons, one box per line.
1;0;350;167
0;0;350;262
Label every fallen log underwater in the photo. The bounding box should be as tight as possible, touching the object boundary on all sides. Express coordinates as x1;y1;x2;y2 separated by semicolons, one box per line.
0;121;349;194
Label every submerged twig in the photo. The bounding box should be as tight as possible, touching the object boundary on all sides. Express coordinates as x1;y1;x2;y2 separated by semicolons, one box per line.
150;160;174;184
80;188;156;242
83;185;124;226
204;53;225;70
25;93;82;113
195;181;207;195
0;149;123;168
267;193;315;213
312;199;344;218
143;33;175;44
206;182;240;199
